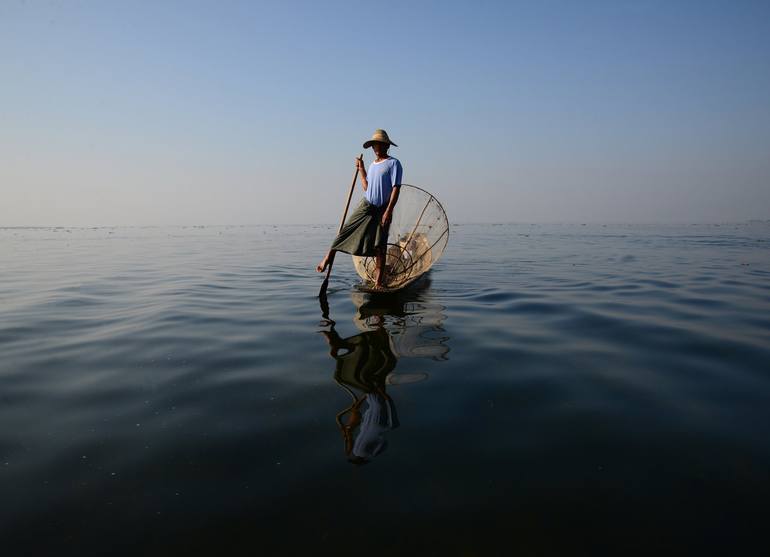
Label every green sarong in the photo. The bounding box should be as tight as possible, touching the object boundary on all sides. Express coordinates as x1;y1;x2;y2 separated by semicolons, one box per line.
330;199;389;257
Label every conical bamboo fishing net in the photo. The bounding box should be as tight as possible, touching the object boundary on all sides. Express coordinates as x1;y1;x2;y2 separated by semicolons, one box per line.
353;184;449;289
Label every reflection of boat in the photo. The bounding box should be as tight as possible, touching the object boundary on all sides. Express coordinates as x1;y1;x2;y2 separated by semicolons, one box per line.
319;277;450;464
350;276;450;361
352;185;449;291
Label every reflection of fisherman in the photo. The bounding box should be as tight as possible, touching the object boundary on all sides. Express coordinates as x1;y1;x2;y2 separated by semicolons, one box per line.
321;325;399;465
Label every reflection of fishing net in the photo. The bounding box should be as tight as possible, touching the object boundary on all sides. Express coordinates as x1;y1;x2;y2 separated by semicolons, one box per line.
350;291;451;361
353;185;449;289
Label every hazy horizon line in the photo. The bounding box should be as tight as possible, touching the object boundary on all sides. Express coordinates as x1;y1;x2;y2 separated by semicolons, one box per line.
2;219;769;229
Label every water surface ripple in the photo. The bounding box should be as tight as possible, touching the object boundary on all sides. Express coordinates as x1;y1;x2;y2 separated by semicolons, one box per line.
1;223;769;555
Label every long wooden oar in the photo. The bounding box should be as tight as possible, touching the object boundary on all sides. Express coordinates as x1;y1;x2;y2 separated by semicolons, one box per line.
319;154;363;298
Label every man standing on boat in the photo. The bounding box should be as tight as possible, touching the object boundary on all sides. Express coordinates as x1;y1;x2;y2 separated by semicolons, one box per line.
316;129;403;289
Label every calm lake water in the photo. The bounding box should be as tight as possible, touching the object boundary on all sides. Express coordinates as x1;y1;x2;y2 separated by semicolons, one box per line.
2;223;770;555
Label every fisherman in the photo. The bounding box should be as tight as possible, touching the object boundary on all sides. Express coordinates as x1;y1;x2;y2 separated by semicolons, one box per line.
316;129;403;289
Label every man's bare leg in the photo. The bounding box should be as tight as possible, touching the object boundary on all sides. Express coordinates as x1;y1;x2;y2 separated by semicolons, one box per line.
316;250;335;273
374;248;386;288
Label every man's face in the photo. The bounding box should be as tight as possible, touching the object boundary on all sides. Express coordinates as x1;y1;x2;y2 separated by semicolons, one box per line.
372;142;388;158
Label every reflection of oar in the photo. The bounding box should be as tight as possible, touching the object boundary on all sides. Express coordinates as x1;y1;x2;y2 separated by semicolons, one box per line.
319;154;363;298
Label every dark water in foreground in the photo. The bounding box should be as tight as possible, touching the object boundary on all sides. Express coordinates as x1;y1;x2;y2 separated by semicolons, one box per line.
2;223;770;555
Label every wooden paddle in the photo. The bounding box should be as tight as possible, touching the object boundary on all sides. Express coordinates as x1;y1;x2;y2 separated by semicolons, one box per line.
319;154;364;298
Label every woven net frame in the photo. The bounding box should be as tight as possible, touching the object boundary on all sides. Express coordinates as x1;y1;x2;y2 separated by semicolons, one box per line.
353;184;449;289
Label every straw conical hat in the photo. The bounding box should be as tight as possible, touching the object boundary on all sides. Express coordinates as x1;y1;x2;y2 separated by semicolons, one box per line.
363;129;398;149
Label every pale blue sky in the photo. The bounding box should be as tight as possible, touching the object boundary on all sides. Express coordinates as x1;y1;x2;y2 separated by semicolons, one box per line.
2;0;769;225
